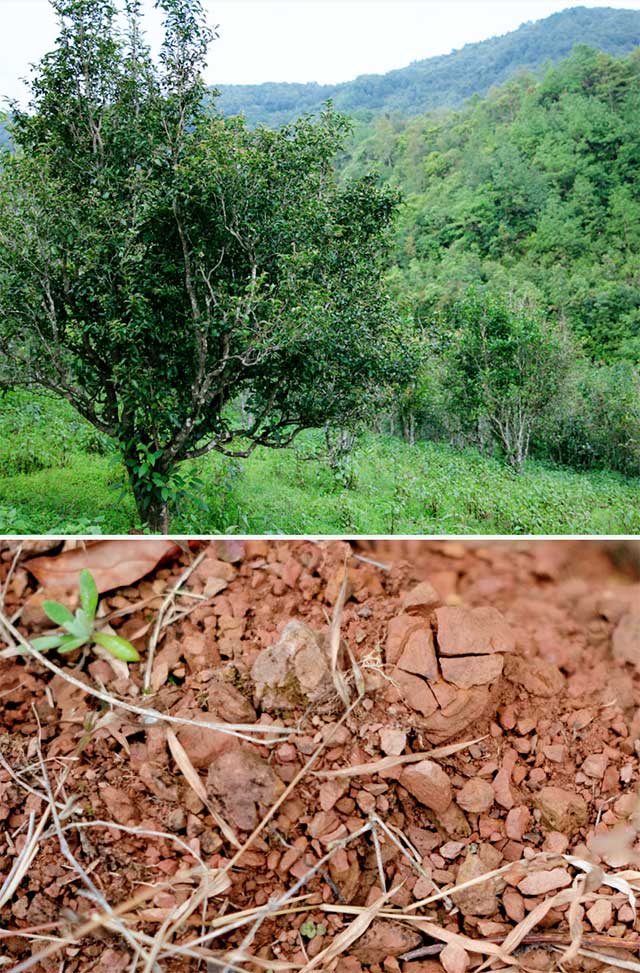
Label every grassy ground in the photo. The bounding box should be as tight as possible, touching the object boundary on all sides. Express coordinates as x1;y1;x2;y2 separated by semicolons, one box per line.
1;391;640;534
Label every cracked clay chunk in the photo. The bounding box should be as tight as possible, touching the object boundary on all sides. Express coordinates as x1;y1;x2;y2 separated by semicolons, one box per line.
393;669;439;717
440;654;504;689
386;614;427;666
250;620;333;710
400;758;452;814
504;655;565;697
402;580;441;616
612;606;640;672
536;786;589;836
206;748;285;831
435;606;515;656
397;626;438;679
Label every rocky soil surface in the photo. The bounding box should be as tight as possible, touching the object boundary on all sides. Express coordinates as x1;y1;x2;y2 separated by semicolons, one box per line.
0;539;639;973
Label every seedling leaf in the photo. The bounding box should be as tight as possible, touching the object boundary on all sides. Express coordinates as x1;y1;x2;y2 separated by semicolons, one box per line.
30;635;64;651
79;569;98;619
93;632;140;662
42;601;74;627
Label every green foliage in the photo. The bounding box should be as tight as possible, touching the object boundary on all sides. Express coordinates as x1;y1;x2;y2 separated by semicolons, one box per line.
1;399;640;535
441;293;571;471
0;0;408;531
0;390;112;476
217;8;640;127
32;570;139;662
299;921;327;940
535;361;640;475
342;45;640;361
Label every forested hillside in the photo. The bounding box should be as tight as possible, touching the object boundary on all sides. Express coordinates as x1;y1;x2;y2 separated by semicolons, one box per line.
217;6;640;127
339;45;640;363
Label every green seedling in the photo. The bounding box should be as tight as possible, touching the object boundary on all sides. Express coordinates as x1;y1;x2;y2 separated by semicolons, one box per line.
299;920;327;940
31;569;140;663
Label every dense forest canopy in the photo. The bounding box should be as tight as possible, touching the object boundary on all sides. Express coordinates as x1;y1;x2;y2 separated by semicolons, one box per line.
217;6;640;127
338;45;640;363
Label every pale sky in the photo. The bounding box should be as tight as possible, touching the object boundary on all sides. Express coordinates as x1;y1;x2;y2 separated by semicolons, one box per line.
1;0;639;105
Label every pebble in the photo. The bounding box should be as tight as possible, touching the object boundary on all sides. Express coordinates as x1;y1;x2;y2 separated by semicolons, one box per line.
612;606;640;672
453;844;502;916
440;943;470;973
581;753;608;779
586;898;612;932
401;759;453;813
402;580;441;615
536;786;588;836
379;727;407;756
505;806;531;841
351;920;421;964
456;777;495;814
517;867;572;895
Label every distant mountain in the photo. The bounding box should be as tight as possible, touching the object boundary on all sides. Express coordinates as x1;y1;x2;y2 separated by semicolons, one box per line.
216;6;640;126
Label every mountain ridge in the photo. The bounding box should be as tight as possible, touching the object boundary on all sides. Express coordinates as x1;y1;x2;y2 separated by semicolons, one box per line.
216;6;640;126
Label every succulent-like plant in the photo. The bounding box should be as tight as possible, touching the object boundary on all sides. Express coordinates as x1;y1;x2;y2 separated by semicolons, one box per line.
31;569;140;662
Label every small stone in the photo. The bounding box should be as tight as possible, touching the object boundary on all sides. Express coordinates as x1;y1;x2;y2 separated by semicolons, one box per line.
536;786;589;836
206;749;285;830
456;778;494;814
517;868;572;895
453;844;502;917
440;943;470;973
351;920;421;964
440;653;504;689
543;831;569;854
319;779;347;812
493;748;517;810
379;727;407;756
586;899;612;932
504;656;565;697
401;759;453;814
403;581;441;616
505;806;531;841
435;606;515;656
440;841;465;860
251;621;332;710
581;753;608;779
543;744;566;763
503;887;525;922
176;713;239;769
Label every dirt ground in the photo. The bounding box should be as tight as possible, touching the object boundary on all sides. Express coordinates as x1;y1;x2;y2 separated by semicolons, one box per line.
0;539;639;973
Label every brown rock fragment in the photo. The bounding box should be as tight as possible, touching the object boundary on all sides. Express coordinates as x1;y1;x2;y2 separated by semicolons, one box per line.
505;806;531;841
504;656;565;697
440;943;470;973
386;614;423;666
400;759;452;814
456;778;494;814
206;749;285;830
587;899;612;932
176;714;239;769
379;727;407;755
351;920;421;964
517;868;572;895
435;606;515;656
440;654;504;689
403;581;441;616
251;621;332;710
392;670;438;717
612;607;640;672
453;844;502;916
536;786;589;836
397;627;438;680
422;685;491;745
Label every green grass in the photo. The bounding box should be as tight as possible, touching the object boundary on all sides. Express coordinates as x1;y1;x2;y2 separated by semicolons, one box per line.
1;391;639;534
